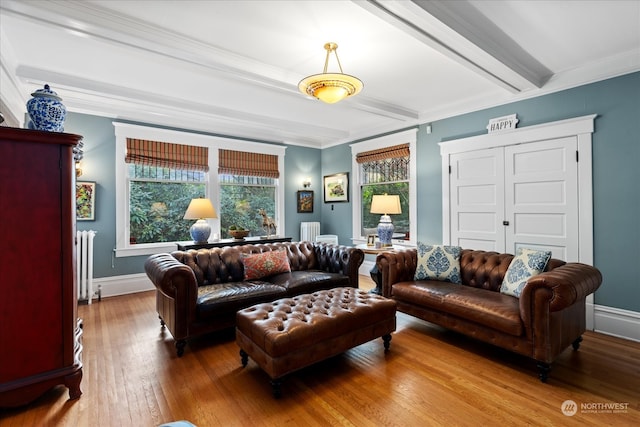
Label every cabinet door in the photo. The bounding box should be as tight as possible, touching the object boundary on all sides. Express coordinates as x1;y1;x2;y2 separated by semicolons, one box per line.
0;141;63;382
450;147;505;251
504;137;579;261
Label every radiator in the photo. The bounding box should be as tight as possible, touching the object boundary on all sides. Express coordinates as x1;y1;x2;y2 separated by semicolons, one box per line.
300;221;320;242
76;230;97;304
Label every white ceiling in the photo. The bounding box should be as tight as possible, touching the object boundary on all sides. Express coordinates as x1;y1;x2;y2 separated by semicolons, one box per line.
1;0;639;148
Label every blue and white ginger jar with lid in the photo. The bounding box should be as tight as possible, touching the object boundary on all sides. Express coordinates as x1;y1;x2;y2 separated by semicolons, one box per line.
26;84;66;132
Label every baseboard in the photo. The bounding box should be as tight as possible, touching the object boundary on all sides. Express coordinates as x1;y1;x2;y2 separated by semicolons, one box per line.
360;260;375;276
594;304;640;342
93;273;154;299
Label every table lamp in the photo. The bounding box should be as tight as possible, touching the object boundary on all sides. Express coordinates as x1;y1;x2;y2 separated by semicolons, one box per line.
183;198;217;243
370;194;401;247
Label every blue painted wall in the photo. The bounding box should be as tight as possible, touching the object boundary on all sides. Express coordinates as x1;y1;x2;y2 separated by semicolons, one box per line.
284;144;322;238
319;143;353;245
324;71;640;312
64;72;639;312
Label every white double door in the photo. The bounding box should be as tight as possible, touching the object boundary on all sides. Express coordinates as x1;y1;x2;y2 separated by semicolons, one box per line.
449;136;579;261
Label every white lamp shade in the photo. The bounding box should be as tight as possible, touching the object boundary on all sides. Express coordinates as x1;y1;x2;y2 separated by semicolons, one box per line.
183;198;217;219
370;194;401;215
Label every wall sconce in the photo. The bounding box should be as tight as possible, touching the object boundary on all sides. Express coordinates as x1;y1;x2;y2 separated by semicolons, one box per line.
75;161;83;177
302;177;311;188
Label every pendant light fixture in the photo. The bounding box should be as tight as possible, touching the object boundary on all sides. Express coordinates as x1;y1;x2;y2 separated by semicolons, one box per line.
298;42;363;104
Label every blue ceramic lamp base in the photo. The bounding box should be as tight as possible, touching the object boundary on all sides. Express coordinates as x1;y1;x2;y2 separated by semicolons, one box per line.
190;219;211;244
377;215;394;247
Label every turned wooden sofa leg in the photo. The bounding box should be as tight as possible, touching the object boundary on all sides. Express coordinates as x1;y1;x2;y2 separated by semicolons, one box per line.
537;362;551;383
382;334;392;352
271;379;283;399
175;339;186;357
572;335;583;351
159;316;165;328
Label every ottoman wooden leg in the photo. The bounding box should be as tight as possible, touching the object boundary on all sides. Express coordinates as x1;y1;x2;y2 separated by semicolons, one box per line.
271;378;282;398
240;349;248;367
382;334;392;351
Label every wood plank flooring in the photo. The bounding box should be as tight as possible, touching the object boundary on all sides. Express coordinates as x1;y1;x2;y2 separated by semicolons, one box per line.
1;276;638;426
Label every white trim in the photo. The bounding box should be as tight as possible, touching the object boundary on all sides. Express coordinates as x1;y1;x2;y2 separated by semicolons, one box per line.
440;114;597;326
439;114;597;155
360;259;375;277
93;273;154;299
113;122;286;258
440;114;596;259
594;305;640;343
350;128;418;246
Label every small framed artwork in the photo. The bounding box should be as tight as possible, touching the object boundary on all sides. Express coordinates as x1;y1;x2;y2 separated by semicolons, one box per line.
367;234;376;246
323;172;349;203
76;181;96;221
297;190;314;213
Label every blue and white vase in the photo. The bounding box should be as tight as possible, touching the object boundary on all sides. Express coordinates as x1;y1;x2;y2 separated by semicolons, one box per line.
26;84;66;132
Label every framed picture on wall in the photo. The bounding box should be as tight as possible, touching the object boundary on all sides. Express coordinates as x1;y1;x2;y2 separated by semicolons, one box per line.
76;181;96;221
297;190;314;213
323;172;349;203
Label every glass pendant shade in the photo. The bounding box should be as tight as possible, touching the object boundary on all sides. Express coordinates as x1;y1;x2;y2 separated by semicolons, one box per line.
298;43;363;104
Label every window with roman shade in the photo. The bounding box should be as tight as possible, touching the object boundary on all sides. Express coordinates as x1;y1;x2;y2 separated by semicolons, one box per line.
350;129;417;244
125;138;209;171
218;148;279;178
217;149;279;237
125;138;208;245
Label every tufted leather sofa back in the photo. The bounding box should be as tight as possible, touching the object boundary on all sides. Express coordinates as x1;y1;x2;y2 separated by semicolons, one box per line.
460;249;566;292
170;241;362;287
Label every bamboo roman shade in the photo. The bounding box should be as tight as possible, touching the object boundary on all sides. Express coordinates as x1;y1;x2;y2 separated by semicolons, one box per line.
125;138;209;172
218;149;280;178
355;143;410;163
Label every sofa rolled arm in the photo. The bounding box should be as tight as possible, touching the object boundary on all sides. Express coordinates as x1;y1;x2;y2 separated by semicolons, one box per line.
314;244;365;287
376;249;418;297
519;262;602;319
144;253;198;300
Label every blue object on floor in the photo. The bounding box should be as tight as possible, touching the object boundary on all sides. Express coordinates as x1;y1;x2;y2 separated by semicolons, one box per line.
159;421;196;427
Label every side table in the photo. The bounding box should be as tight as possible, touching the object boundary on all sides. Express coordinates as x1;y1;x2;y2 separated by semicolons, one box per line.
355;244;403;295
177;236;292;251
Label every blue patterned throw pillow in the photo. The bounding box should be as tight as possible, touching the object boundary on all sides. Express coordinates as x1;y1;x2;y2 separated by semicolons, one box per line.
414;243;462;284
500;248;552;298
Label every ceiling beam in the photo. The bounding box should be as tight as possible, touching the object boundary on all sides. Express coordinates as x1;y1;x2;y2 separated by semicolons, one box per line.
359;0;552;93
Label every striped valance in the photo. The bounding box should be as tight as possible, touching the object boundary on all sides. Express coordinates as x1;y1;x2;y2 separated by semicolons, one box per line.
125;138;209;172
218;149;279;178
356;143;410;164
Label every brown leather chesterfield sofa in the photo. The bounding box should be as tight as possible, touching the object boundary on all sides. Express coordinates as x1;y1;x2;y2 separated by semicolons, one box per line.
376;248;602;381
145;241;364;356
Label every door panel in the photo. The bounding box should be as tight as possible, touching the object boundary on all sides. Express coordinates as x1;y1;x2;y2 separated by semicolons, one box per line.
505;137;578;261
449;137;578;261
450;148;505;251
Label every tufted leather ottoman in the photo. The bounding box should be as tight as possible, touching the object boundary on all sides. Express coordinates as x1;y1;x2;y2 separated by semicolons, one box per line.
236;287;396;397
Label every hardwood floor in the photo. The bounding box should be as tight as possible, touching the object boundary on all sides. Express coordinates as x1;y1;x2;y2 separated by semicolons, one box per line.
1;276;638;426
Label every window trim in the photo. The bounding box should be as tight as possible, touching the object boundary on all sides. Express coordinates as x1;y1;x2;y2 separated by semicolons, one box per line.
350;129;417;246
114;122;286;257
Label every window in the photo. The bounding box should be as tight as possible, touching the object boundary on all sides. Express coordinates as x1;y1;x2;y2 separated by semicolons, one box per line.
351;129;417;245
128;164;206;244
218;149;280;238
219;175;276;237
359;148;410;237
114;123;285;257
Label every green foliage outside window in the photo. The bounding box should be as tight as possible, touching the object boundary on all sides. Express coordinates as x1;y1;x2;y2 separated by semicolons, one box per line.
362;182;409;236
129;181;205;243
219;184;276;238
